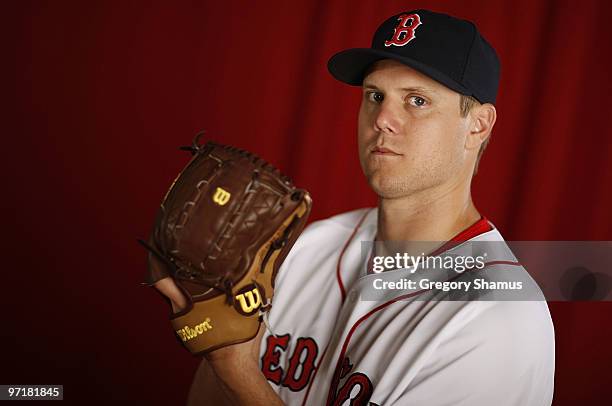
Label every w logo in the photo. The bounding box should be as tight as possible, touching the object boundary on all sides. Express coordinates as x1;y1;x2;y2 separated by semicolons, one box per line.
212;187;231;206
384;13;422;47
234;284;263;315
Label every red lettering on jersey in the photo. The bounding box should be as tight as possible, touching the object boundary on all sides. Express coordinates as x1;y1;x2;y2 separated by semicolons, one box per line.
328;357;374;406
282;337;319;391
333;372;374;406
384;13;422;47
261;333;290;385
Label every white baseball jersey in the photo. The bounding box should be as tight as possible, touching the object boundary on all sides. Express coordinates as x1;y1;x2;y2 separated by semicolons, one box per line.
259;208;555;406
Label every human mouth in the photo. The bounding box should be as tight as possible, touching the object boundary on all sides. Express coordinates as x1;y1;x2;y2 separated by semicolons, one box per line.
371;146;402;156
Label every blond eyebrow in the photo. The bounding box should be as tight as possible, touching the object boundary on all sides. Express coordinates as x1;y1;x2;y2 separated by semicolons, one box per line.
362;83;439;95
400;86;439;95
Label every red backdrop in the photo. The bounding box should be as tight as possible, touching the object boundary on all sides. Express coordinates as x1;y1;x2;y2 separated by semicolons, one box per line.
6;0;612;404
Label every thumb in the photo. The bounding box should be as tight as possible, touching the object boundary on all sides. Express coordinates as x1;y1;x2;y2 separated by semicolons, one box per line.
154;277;189;313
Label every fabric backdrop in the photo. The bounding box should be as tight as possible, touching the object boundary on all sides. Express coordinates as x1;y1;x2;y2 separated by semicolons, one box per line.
6;0;611;404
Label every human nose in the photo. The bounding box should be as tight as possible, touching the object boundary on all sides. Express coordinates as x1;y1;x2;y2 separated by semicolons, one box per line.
374;100;402;135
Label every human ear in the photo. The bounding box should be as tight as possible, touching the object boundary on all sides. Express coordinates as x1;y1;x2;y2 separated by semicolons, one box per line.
465;103;497;150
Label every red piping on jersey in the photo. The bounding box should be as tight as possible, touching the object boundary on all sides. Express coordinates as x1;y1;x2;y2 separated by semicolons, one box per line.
302;210;371;406
430;216;493;256
483;260;522;267
336;210;371;303
325;216;501;405
302;261;523;405
324;260;524;405
324;287;432;405
307;215;498;405
366;216;493;274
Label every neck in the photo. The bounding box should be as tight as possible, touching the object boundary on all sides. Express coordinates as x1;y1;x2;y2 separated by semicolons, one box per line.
377;179;480;244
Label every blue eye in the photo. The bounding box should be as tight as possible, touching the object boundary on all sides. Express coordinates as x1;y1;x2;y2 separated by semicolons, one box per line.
367;92;384;103
408;96;427;107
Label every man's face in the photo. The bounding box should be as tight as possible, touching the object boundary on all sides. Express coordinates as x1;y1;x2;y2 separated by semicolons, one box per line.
358;59;471;199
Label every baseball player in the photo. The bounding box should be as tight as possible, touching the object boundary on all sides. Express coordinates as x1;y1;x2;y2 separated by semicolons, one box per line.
157;9;555;405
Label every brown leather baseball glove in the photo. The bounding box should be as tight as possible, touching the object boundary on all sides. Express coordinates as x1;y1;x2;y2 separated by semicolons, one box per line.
139;133;312;355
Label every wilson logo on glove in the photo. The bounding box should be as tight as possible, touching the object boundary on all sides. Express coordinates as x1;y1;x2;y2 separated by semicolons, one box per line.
176;318;213;342
139;134;312;355
234;284;263;315
212;187;231;206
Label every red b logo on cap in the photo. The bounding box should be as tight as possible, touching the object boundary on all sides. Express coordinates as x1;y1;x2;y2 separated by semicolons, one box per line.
384;14;422;47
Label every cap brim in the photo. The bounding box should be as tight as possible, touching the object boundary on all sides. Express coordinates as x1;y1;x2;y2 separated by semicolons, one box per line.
328;48;470;96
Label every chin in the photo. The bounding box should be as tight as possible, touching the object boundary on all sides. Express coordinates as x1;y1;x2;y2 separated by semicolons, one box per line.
367;172;416;199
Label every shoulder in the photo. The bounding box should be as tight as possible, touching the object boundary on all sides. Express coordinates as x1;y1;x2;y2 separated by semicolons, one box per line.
398;299;555;405
461;300;555;402
275;208;376;280
291;207;376;250
468;300;555;350
457;226;554;347
303;207;376;235
449;299;555;392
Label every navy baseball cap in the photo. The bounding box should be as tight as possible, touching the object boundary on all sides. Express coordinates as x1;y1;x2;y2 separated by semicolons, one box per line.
328;10;500;104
